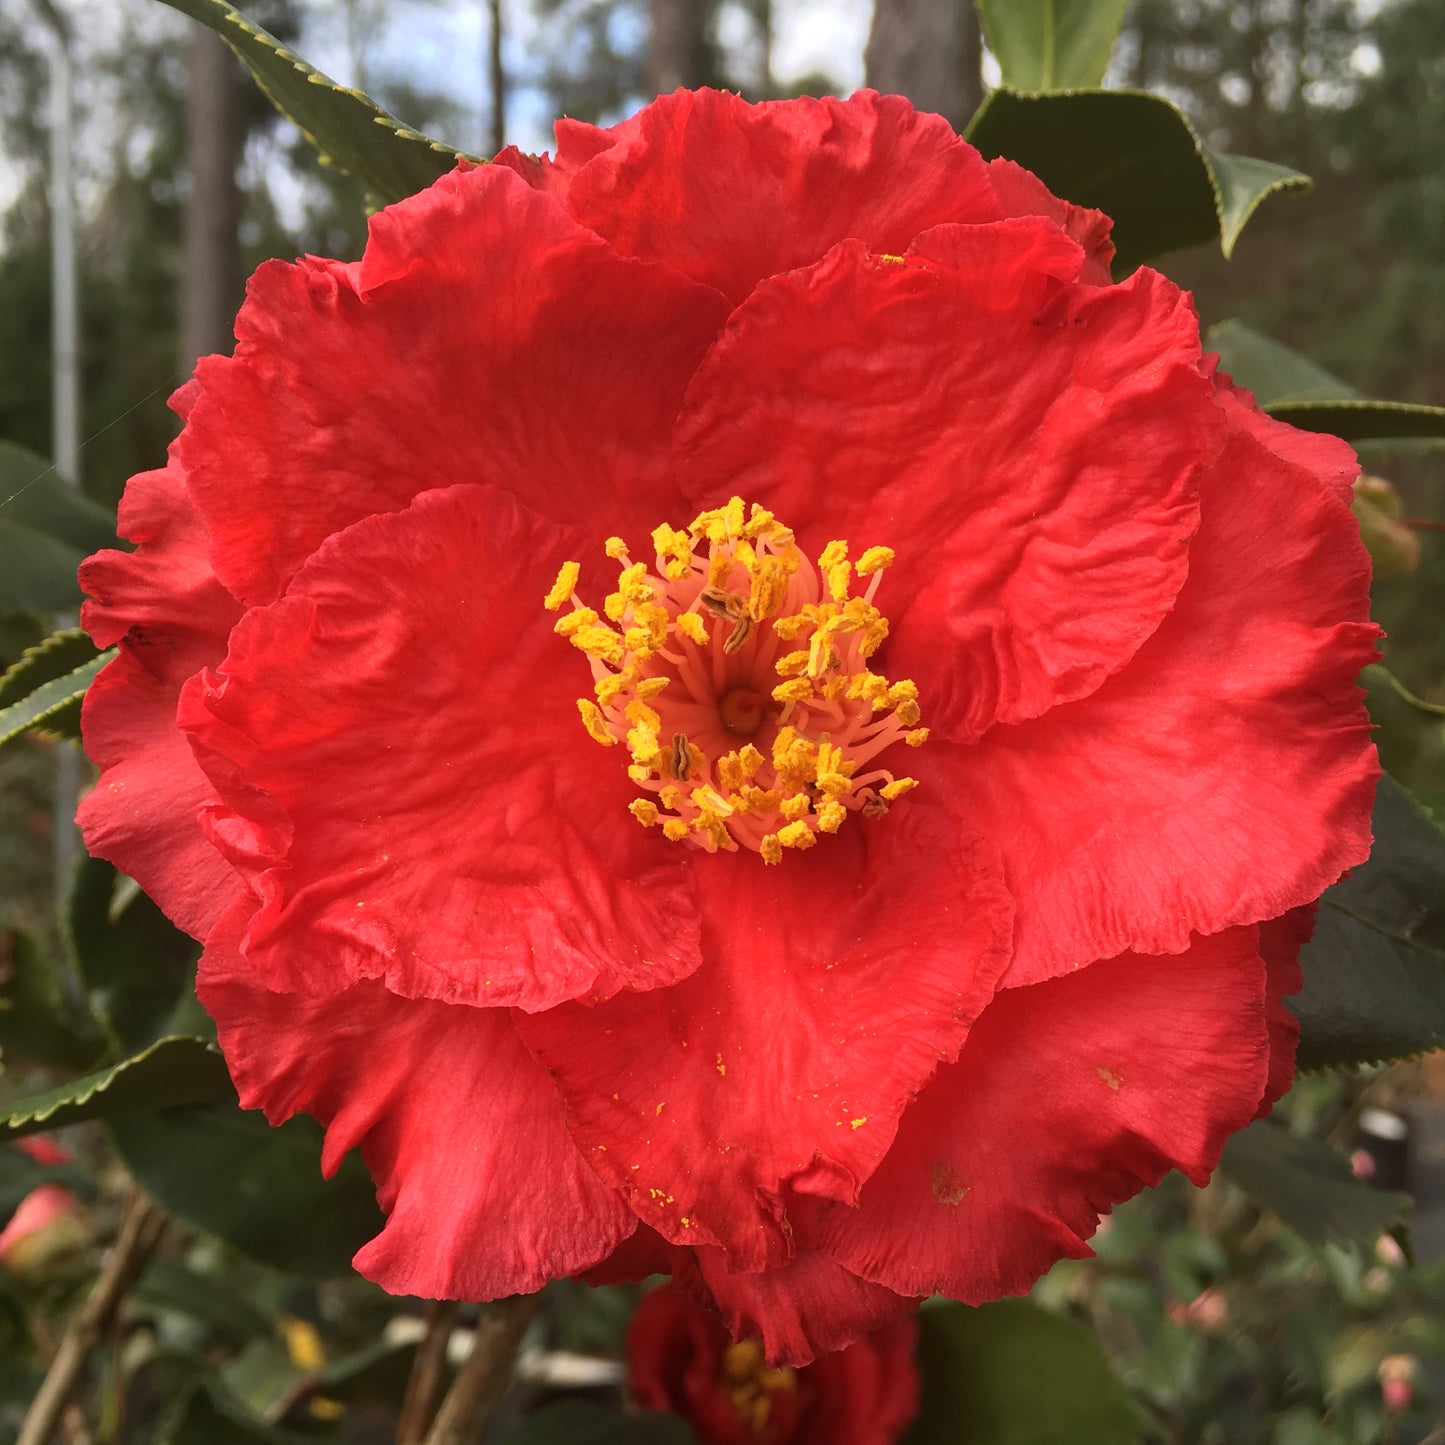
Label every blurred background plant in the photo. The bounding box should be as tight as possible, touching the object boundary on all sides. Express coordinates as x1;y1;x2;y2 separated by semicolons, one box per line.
1;1;1443;1441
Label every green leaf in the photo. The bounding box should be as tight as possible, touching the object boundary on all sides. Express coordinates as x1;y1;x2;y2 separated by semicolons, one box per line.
0;1035;233;1140
158;1380;315;1445
1262;400;1445;442
68;858;201;1053
0;928;103;1071
975;0;1130;91
1219;1119;1410;1249
1205;319;1360;404
0;628;101;711
109;1103;386;1277
498;1402;697;1445
1292;776;1445;1070
157;0;475;206
904;1299;1138;1445
965;88;1309;267
1207;320;1445;440
0;443;118;612
133;1258;273;1348
0;648;113;746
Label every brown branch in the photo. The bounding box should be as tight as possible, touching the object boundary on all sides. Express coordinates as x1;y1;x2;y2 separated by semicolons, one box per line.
422;1295;540;1445
17;1192;166;1445
1403;518;1445;533
396;1300;461;1445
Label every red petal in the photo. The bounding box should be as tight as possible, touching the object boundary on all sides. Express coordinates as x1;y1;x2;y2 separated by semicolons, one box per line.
1256;906;1311;1116
677;229;1215;741
679;1246;915;1369
813;928;1271;1300
626;1287;919;1445
179;483;703;1011
516;804;1013;1270
78;455;243;939
1212;368;1360;505
558;89;999;305
198;914;632;1298
182;164;728;608
986;157;1116;283
940;396;1378;985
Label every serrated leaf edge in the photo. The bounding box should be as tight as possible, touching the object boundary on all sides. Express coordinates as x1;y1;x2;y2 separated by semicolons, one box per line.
0;648;113;746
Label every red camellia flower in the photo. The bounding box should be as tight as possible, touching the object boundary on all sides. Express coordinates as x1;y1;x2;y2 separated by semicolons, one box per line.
627;1286;918;1444
78;89;1378;1364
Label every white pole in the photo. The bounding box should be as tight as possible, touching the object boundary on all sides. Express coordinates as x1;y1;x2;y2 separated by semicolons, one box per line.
35;0;82;902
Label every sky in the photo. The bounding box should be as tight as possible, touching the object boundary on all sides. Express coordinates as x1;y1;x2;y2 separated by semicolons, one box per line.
0;0;874;237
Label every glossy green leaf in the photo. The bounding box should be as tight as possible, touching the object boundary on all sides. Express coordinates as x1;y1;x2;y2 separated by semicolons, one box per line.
498;1402;697;1445
1219;1119;1410;1249
1292;777;1445;1070
109;1103;386;1277
1206;319;1360;404
904;1299;1138;1445
1264;400;1445;442
0;648;113;746
68;857;201;1053
966;88;1309;267
1207;320;1445;439
158;0;474;206
0;1035;233;1140
0;628;101;711
0;443;118;611
975;0;1130;90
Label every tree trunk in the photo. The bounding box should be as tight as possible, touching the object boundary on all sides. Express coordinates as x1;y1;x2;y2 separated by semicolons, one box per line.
865;0;979;130
488;0;506;153
649;0;708;95
181;24;241;367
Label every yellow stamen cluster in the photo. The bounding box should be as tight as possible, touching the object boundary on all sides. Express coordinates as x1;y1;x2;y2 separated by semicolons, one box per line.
721;1339;797;1432
544;496;926;862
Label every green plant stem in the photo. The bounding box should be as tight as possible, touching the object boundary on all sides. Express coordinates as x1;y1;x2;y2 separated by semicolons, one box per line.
422;1295;540;1445
17;1192;165;1445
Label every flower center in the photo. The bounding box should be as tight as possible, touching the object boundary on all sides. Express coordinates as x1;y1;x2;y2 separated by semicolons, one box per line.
545;496;927;864
720;1338;797;1433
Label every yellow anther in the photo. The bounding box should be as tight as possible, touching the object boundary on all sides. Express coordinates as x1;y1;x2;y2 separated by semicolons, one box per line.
772;678;814;705
826;561;852;602
887;679;919;705
743;504;777;538
692;785;735;817
807;632;839;678
571;625;625;664
779;792;811;821
577;699;616;746
595;672;630;707
630;799;660;826
881;777;919;801
554;605;599;638
856;545;895;575
675;611;709;646
905;727;930;747
774;651;809;678
816;799;848;833
604;535;629;559
652;523;694;580
777;820;818;850
662;817;690;842
818;539;848;572
760;834;783;866
736;743;764;777
848;672;891;706
624;700;661;729
544;561;580;611
635;676;670;701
